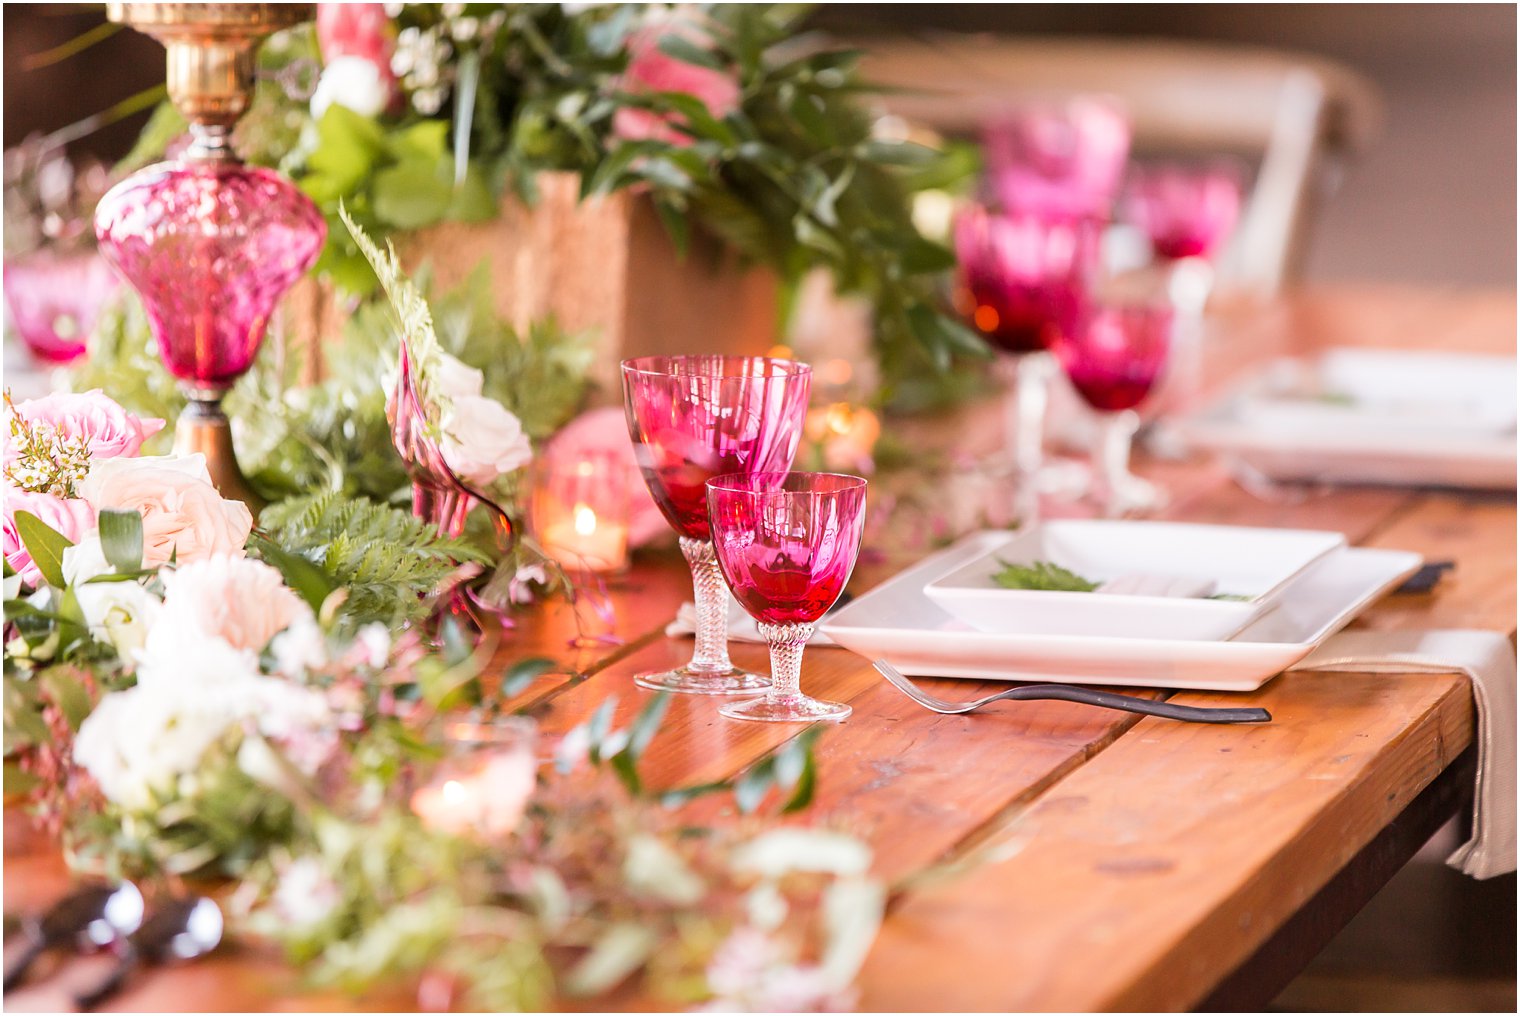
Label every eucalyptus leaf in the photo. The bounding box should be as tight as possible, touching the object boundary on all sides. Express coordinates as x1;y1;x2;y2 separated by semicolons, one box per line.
13;511;71;589
98;508;144;573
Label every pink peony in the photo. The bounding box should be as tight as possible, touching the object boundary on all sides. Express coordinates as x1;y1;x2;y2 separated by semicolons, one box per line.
78;454;253;569
156;554;310;654
611;18;741;146
3;488;96;587
6;389;164;464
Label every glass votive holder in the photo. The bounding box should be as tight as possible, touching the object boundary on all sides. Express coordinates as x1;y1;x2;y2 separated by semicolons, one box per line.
529;449;632;574
409;716;539;839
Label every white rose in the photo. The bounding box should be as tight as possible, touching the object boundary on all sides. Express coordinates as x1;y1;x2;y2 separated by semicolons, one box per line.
79;454;253;569
440;394;533;487
61;534;111;586
75;675;330;809
157;554;310;654
310;55;389;120
4;570;21;601
74;578;161;659
134;621;263;692
433;352;485;400
74;683;236;809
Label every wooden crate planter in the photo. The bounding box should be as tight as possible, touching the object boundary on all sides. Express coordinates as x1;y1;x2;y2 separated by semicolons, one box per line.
289;172;780;393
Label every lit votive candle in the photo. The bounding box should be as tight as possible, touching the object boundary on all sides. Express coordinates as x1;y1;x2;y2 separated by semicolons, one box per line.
530;452;631;574
410;717;538;839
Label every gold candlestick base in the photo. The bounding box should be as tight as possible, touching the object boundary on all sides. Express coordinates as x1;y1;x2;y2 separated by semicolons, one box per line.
174;395;265;516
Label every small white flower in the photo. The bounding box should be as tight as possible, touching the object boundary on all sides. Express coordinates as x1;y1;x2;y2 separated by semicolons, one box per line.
355;622;391;668
270;614;328;677
74;578;161;659
440;394;533;487
272;857;342;930
310;55;389;120
61;533;111;586
509;564;548;605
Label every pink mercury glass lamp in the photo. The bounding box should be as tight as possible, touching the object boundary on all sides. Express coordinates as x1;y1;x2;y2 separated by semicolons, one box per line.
92;3;323;511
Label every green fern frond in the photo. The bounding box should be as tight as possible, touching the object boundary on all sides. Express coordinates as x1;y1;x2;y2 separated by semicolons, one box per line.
260;492;490;627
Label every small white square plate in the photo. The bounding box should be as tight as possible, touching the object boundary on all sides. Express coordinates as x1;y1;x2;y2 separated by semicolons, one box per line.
923;520;1345;641
1178;349;1518;489
822;531;1421;692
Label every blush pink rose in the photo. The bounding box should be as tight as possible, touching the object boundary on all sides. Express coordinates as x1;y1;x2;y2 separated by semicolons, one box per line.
3;488;96;587
78;454;253;569
611;19;740;146
156;554;310;653
5;389;164;463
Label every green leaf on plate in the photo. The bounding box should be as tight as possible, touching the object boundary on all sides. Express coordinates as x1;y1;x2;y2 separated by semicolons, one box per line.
990;559;1100;593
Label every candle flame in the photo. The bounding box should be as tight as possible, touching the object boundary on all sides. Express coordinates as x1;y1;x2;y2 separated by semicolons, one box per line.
442;779;467;804
573;503;597;536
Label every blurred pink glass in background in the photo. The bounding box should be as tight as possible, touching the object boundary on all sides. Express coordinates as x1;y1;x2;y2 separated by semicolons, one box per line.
982;98;1132;222
1126;162;1245;262
3;250;121;364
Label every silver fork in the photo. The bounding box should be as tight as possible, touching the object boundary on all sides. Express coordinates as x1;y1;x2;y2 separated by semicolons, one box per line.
873;660;1272;724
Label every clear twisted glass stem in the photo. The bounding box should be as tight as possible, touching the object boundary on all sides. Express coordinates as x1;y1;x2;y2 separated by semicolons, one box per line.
1001;351;1054;477
681;536;735;674
756;621;813;705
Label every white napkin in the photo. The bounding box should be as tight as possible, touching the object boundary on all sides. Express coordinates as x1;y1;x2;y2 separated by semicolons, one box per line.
1291;629;1517;880
665;591;837;646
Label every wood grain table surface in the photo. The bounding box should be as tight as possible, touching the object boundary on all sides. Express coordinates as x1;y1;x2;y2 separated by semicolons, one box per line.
4;285;1515;1012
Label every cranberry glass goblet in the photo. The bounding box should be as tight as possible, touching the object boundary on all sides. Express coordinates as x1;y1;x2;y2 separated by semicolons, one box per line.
707;472;867;723
982;98;1132;222
954;203;1100;494
2;250;121;364
1053;302;1174;517
622;355;812;695
1125;161;1244;263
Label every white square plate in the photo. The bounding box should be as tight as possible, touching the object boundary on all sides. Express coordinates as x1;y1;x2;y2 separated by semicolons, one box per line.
1177;349;1518;489
922;520;1344;641
822;531;1421;692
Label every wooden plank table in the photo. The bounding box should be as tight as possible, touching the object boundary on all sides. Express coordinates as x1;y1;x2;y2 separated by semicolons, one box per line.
4;285;1515;1012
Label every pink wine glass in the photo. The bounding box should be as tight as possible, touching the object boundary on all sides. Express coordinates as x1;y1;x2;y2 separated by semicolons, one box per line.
2;250;121;364
954;203;1100;493
1125;161;1244;263
1053;301;1175;517
982;98;1131;222
622;355;812;695
707;471;867;723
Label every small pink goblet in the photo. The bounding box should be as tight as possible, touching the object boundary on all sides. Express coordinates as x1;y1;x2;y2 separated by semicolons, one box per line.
622;355;812;695
953;203;1100;499
1125;161;1244;263
982;98;1132;222
1053;301;1175;517
707;471;867;723
2;250;121;364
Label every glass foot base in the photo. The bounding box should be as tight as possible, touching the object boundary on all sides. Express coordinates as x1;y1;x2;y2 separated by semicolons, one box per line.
634;667;770;696
719;695;852;723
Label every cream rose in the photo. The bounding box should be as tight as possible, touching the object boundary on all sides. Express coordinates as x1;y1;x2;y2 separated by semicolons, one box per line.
439;394;533;487
156;554;310;654
74;578;161;659
78;454;253;568
433;351;485;400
